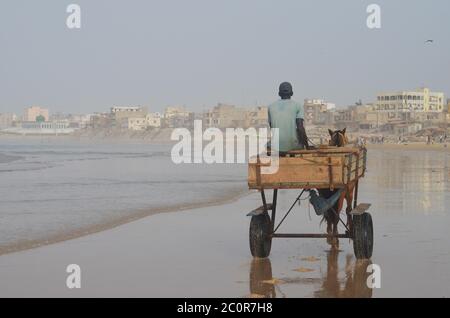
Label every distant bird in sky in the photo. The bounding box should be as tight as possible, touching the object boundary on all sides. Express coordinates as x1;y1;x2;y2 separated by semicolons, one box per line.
424;39;434;44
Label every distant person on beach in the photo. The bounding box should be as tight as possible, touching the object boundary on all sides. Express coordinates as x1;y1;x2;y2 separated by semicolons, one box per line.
267;82;309;154
356;136;364;147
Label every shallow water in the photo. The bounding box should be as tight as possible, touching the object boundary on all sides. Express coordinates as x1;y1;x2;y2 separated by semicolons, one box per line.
0;138;247;252
362;148;450;217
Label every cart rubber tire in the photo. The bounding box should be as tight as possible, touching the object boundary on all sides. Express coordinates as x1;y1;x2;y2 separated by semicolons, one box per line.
352;212;373;259
249;213;272;258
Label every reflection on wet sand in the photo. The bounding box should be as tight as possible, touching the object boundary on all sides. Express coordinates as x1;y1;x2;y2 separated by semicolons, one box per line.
249;258;276;298
314;248;372;298
249;248;372;298
365;149;449;216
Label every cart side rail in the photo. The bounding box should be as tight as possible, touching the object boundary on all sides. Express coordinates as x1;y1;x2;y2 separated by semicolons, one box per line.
248;146;366;190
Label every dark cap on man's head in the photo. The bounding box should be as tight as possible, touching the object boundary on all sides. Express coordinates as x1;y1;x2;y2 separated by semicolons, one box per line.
278;82;293;97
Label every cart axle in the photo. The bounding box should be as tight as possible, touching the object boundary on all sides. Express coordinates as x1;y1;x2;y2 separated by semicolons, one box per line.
272;233;351;239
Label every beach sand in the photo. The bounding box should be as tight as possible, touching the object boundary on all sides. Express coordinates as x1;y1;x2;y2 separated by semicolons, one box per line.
0;145;449;297
367;142;450;152
0;189;449;297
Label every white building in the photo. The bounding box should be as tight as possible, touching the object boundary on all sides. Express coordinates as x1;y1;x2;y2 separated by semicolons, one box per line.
2;121;74;135
21;121;69;130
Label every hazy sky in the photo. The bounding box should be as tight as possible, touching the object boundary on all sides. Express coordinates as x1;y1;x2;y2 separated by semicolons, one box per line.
1;0;449;114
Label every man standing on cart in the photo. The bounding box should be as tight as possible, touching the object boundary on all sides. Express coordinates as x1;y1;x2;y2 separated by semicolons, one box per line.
268;82;309;155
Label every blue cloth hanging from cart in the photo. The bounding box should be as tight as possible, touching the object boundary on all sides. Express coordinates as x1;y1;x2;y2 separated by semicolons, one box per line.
308;189;343;216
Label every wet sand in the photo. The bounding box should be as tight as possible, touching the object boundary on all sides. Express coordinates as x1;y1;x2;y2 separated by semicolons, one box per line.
367;142;450;152
0;191;449;297
0;191;247;256
0;147;449;297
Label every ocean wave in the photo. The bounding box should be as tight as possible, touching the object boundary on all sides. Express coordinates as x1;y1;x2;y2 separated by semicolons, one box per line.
0;153;23;164
7;150;171;158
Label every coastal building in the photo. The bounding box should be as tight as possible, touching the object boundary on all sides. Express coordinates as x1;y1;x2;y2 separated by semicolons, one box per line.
203;103;248;129
246;106;268;128
121;117;147;131
375;88;445;121
325;103;390;131
146;112;162;128
332;107;356;130
1;120;74;135
382;122;423;136
24;106;49;122
164;106;190;119
352;104;388;130
49;113;92;129
0;113;17;129
21;121;69;130
111;106;147;120
90;112;112;129
110;106;147;115
304;99;335;125
410;112;446;125
68;114;92;129
162;106;193;128
110;106;147;129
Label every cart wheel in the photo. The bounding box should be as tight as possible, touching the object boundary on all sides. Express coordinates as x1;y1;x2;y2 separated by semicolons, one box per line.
249;213;272;258
352;212;373;259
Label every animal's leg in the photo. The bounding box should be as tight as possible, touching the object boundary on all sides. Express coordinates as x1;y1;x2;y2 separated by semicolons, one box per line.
326;214;333;245
345;188;354;233
330;195;345;247
331;217;339;247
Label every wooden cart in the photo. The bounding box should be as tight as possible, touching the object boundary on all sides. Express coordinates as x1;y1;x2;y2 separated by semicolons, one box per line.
247;146;373;259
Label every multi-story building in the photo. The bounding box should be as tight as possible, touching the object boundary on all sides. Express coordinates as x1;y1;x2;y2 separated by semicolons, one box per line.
304;99;335;125
111;106;147;119
0;113;17;129
68;114;92;129
162;106;192;128
110;106;147;129
332;107;356;130
146;112;162;128
24;106;49;122
352;104;388;130
203;103;248;129
121;117;147;131
375;88;445;121
90;112;112;129
246;106;268;128
49;113;92;129
164;106;190;119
